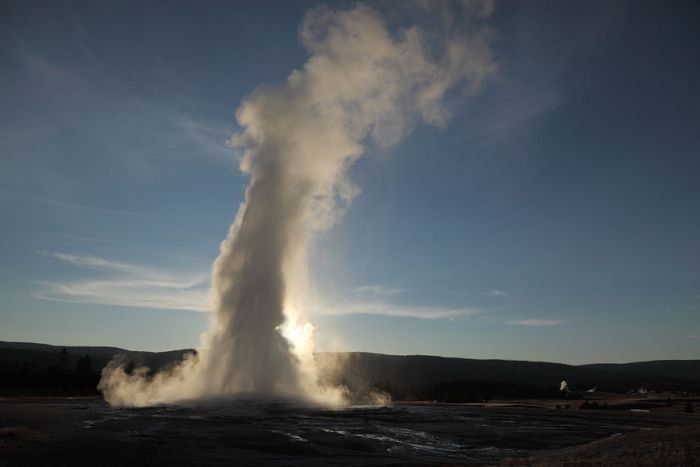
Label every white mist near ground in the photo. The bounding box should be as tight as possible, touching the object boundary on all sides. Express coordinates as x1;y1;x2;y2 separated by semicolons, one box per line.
98;1;496;407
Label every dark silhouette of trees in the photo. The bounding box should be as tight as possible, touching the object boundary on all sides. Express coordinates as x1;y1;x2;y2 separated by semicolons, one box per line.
59;348;68;369
75;355;92;375
1;353;99;396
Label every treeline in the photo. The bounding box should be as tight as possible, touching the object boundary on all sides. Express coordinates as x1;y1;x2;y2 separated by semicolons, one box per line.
0;348;101;396
2;344;700;399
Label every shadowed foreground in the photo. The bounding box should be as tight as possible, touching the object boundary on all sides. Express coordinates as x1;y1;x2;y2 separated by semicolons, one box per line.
501;425;700;466
1;398;698;466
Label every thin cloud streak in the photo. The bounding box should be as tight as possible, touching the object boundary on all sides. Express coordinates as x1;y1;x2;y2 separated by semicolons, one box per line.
0;190;148;217
314;300;484;320
485;289;508;297
38;251;140;273
170;113;234;163
34;252;209;312
33;280;208;312
354;285;404;296
506;319;564;327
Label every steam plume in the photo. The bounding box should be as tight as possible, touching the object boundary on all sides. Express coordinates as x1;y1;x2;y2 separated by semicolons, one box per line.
99;2;495;407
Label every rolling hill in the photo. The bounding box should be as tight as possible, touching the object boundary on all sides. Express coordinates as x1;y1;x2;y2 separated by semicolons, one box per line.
1;341;697;398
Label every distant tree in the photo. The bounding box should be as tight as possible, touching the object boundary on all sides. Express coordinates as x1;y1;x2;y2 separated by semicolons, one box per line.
75;355;93;375
59;348;68;368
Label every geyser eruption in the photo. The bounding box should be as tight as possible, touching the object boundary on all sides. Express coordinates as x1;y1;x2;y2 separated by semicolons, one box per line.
99;1;495;407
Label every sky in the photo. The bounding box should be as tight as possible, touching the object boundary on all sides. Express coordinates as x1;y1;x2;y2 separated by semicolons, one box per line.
1;0;698;365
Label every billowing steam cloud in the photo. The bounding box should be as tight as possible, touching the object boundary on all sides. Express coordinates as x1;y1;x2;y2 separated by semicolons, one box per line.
99;1;496;407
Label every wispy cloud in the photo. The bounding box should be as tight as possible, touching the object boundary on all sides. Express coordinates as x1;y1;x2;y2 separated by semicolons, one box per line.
38;251;137;272
56;235;121;245
34;252;209;312
309;283;487;320
354;284;404;296
170;113;234;163
314;300;483;320
506;319;565;327
0;190;148;217
20;53;79;84
485;289;508;297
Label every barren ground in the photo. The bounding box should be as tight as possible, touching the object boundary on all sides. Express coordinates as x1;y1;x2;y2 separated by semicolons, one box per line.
1;397;698;466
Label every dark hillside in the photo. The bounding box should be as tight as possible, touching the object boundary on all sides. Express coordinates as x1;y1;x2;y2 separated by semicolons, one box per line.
0;341;194;396
1;342;698;398
317;352;700;400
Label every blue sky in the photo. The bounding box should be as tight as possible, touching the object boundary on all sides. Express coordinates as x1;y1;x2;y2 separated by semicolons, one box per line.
1;0;698;364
